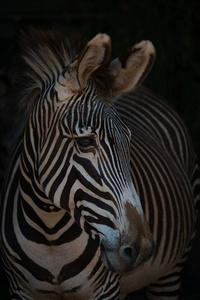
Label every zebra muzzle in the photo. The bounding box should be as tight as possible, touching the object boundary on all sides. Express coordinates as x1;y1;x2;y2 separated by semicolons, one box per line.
100;236;155;274
100;203;155;274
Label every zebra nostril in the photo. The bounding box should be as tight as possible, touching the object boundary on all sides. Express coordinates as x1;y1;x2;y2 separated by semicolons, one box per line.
120;245;139;263
123;247;133;260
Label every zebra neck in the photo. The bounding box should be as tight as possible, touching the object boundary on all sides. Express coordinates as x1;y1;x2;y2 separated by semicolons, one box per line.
18;138;76;231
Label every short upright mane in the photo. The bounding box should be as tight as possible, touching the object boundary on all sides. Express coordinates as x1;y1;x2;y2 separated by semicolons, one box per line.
12;28;86;117
11;28;156;119
11;28;116;118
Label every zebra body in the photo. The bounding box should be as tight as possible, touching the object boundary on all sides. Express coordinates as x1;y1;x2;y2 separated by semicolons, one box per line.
115;87;199;298
0;29;199;300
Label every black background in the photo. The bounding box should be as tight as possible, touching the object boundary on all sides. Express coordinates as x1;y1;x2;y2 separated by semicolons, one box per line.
0;0;199;299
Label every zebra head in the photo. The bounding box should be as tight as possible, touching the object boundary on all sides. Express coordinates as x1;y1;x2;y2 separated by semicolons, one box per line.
20;31;155;274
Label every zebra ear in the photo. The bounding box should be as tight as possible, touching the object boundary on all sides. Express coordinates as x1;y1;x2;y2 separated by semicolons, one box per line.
77;33;111;89
110;41;156;95
57;34;111;100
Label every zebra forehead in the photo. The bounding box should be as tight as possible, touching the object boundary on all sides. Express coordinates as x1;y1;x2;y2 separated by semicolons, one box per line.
61;92;127;131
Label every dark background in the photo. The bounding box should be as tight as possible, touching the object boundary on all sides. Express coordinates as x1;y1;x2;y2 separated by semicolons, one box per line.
0;0;200;299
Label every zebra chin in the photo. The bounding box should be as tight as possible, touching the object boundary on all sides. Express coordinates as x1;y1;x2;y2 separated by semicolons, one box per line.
100;238;155;274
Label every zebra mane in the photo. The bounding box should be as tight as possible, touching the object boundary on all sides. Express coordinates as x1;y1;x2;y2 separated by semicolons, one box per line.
11;28;156;119
11;28;113;118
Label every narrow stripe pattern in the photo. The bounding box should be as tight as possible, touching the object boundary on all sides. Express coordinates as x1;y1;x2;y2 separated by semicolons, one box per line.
0;29;199;300
114;87;200;299
0;29;136;300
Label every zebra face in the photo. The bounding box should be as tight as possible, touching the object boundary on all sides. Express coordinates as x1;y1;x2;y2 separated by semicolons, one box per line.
24;32;155;275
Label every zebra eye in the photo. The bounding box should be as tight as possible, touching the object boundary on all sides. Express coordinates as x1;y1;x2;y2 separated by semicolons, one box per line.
76;136;95;148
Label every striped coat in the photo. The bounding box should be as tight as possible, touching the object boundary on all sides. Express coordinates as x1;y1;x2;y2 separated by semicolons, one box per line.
0;29;199;300
115;86;200;299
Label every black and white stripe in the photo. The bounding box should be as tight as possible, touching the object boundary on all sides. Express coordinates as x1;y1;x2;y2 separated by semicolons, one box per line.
0;28;199;300
115;87;200;299
1;86;125;299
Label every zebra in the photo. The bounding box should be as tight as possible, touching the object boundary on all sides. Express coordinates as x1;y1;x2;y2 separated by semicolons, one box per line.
0;28;199;300
0;29;155;300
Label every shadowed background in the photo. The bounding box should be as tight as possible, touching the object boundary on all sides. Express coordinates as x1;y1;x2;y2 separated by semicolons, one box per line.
0;0;199;299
